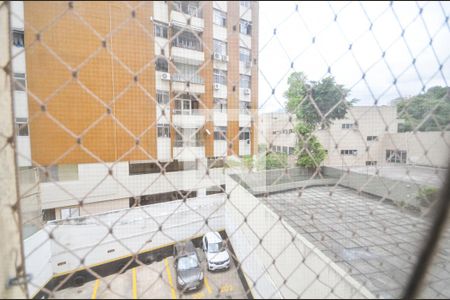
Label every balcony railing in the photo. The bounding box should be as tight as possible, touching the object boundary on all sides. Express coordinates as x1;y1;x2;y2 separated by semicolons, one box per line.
173;109;203;115
172;73;204;85
174;140;204;147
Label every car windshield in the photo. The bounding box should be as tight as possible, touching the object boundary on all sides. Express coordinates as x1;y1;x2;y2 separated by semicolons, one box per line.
208;242;223;253
178;254;199;270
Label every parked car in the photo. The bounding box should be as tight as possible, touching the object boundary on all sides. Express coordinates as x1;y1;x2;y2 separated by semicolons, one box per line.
173;241;204;292
202;231;231;271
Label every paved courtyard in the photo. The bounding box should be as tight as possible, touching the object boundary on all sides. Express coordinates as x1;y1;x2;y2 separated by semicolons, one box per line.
260;186;450;299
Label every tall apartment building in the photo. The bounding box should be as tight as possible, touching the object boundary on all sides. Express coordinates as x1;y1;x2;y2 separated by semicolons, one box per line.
12;1;258;220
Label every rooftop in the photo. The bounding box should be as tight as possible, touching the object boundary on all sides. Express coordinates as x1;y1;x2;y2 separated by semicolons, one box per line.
259;186;450;299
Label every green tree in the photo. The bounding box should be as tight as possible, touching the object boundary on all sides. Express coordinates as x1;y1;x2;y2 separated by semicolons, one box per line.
395;86;450;132
284;72;353;168
294;123;326;168
256;152;288;170
285;72;355;127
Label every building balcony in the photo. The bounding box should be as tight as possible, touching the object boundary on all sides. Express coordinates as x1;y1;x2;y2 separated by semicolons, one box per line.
170;10;204;32
239;113;252;127
172;74;205;94
171;46;204;65
239;88;251;102
173;111;205;128
213;111;227;127
173;144;205;161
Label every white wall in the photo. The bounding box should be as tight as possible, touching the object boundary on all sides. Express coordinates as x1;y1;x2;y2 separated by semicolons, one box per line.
382;131;450;168
16;136;31;167
239;140;251;156
11;1;24;30
24;194;225;297
24;230;52;297
39;162;226;209
213;25;227;42
49;194;224;274
153;1;168;23
214;140;227;157
213;83;227;99
157;137;171;161
225;176;374;299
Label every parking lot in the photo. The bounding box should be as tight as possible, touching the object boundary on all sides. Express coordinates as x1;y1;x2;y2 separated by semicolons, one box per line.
52;248;247;299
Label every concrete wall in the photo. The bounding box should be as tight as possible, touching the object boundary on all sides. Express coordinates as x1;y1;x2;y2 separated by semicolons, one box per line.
24;194;225;297
323;167;423;208
382;131;450;168
39;161;227;210
225;176;374;299
24;229;52;297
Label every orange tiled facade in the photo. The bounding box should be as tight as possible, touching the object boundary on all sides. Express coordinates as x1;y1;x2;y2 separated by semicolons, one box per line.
23;1;258;166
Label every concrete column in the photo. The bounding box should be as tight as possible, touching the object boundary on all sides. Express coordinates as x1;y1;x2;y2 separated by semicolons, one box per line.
0;1;28;297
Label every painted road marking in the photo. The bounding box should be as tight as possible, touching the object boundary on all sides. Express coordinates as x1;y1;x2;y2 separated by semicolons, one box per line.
204;277;212;294
164;258;177;299
220;284;233;294
132;268;137;299
91;279;100;299
192;291;205;299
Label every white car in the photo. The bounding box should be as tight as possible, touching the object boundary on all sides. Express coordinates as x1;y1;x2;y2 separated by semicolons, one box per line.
202;232;231;271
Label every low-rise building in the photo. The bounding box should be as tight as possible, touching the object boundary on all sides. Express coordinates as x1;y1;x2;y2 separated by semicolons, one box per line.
259;106;450;168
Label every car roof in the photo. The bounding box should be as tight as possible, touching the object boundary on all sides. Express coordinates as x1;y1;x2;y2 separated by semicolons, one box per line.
204;231;222;243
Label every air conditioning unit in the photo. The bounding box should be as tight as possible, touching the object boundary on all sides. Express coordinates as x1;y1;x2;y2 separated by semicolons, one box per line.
160;72;171;81
214;83;220;90
213;52;222;61
222;55;229;62
245;61;252;68
243;88;251;95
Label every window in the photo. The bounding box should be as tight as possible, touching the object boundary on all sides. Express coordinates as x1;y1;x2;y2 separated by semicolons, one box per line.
213;9;226;27
386;150;407;163
289;147;295;155
240;19;252;35
155;23;168;38
239;47;251;63
240;1;251;8
157;124;170;138
214;126;227;140
14;73;26;91
340;149;358;155
367;136;378;141
213;39;227;56
283;146;288;154
366;161;377;166
172;27;202;51
15;118;29;136
214;98;227;112
240;101;251;114
173;63;204;84
156;90;169;105
214;69;227;85
40;164;78;182
155;57;168;72
61;207;80;219
12;30;24;47
240;74;251;89
129;190;197;207
173;1;202;18
342;123;354;129
239;127;250;140
42;209;56;221
129;162;160;175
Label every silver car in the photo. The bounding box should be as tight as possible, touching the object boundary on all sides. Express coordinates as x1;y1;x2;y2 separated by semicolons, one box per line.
174;241;204;292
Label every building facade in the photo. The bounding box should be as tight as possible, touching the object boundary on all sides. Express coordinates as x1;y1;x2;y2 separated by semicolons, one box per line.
13;1;259;220
260;106;450;168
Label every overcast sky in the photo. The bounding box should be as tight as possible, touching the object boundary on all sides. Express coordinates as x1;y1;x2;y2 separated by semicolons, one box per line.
257;1;450;112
